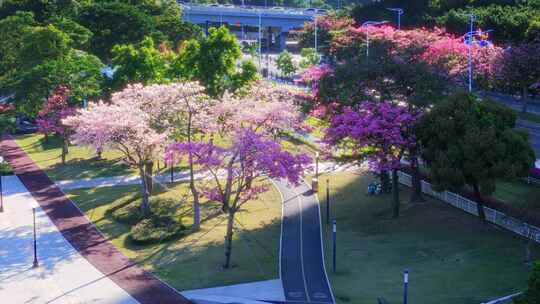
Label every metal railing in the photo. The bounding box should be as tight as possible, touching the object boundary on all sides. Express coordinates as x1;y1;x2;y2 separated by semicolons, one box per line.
398;171;540;243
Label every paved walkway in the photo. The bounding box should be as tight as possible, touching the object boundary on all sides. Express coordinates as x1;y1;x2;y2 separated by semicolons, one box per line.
0;136;191;304
273;179;334;304
0;175;138;304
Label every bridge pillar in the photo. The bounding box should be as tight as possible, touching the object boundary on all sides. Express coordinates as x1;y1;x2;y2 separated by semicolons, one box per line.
279;32;287;51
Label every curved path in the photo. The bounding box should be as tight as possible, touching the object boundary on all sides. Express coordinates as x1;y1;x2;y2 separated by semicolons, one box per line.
273;179;335;304
0;136;191;304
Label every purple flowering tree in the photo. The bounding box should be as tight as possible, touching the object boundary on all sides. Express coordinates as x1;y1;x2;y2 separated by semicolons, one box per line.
166;130;311;268
324;101;420;218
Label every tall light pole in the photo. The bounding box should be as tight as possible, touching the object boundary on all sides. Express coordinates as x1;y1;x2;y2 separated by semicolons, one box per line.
387;8;404;30
258;11;262;69
361;21;388;61
314;14;318;53
466;13;475;93
0;156;4;213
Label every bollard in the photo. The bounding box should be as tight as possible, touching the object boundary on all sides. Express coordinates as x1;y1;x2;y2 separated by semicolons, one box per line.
332;219;337;273
312;177;319;193
403;269;409;304
326;179;330;225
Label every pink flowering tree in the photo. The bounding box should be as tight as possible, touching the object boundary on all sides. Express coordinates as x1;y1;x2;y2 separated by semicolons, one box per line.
36;85;76;164
324;101;421;218
65;83;207;216
167;130;310;268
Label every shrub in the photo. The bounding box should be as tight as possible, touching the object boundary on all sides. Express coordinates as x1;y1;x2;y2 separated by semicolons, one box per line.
111;201;142;225
130;217;185;244
514;262;540;303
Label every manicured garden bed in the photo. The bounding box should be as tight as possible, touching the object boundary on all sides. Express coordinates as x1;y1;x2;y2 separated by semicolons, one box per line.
315;171;538;304
65;179;282;291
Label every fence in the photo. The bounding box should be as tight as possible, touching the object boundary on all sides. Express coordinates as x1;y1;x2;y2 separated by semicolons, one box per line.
397;171;540;244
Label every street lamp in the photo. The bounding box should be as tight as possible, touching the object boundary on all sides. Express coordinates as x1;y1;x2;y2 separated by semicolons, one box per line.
386;8;404;30
0;156;3;213
314;14;318;53
361;21;388;61
462;13;493;93
466;13;475;93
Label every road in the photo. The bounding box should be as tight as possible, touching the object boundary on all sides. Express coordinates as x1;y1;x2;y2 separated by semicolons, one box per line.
273;179;334;304
517;119;540;160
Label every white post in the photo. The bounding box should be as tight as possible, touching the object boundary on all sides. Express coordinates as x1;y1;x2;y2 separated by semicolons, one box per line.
468;14;474;93
258;12;262;68
314;15;318;52
366;27;369;60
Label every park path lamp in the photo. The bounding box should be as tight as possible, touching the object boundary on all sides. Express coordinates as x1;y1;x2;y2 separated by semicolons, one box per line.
462;15;493;93
361;21;388;61
0;156;4;213
258;11;263;69
386;8;403;30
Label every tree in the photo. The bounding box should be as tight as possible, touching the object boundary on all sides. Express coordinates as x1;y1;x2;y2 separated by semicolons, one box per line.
299;47;321;69
36;85;76;164
167;130;310;269
276;50;297;78
111;36;169;90
172;26;257;97
494;41;540;112
417;92;535;221
76;2;155;61
4;49;104;117
324;101;420;218
515;262;540;304
0;11;36;76
65;82;205;216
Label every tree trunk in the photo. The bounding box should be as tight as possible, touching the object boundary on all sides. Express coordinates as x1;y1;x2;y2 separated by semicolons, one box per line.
522;86;529;113
144;161;154;195
380;170;390;193
61;136;68;165
187;113;200;231
392;169;400;218
223;210;235;269
96;148;103;160
472;183;486;221
409;148;425;203
526;238;533;263
139;165;151;217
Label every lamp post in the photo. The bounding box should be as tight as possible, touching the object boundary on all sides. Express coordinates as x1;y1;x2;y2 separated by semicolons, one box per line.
466;13;475;93
361;21;388;61
332;219;337;273
258;11;262;69
314;14;318;53
32;207;39;268
0;156;4;213
403;269;409;304
387;8;404;30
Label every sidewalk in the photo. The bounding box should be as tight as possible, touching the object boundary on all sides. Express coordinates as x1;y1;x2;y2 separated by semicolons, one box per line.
0;175;138;304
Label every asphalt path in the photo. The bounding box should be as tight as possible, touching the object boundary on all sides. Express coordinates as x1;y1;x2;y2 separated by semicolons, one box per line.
273;179;334;304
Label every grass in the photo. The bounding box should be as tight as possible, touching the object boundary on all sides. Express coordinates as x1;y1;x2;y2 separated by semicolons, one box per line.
14;133;189;181
492;180;540;211
314;171;539;304
65;179;282;291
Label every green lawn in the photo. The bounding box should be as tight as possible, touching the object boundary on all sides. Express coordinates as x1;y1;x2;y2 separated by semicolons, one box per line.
15;134;134;180
66;179;282;291
492;180;540;210
315;171;538;304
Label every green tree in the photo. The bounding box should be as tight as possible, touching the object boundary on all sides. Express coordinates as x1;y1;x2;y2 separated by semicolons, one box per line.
299;47;320;69
5;49;104;117
111;36;168;90
0;11;35;76
172;26;257;97
276;50;297;78
417;92;535;221
77;2;155;60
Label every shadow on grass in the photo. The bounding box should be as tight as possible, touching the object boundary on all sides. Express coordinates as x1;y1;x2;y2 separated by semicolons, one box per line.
319;171;540;304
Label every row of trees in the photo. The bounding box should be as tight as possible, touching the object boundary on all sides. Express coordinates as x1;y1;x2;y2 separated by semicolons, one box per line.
0;0;202;117
299;16;536;220
351;0;540;43
60;80;310;268
300;18;540;111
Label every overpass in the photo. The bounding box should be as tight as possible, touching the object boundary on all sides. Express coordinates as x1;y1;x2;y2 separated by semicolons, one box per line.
181;4;321;50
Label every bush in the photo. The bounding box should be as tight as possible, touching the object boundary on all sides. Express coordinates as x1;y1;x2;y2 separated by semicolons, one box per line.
0;161;13;176
130;217;185;244
300;48;320;69
514;261;540;303
111;201;142;225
